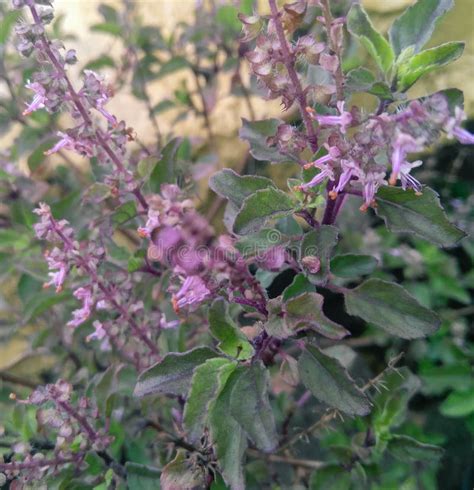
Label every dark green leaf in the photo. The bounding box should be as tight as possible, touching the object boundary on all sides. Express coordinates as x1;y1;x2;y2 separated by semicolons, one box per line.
239;118;295;163
209;299;254;360
134;347;218;397
112;201;137;227
389;0;454;56
345;67;376;93
375;186;466;247
282;273;314;301
420;363;472;395
344;278;440;339
209;370;247;490
330;254;378;278
209;169;275;208
347;4;395;72
299;225;339;285
309;465;351;490
397;41;464;91
285;293;350;340
235;229;288;258
149;137;183;191
298;344;371;416
229;363;278;452
233;188;294;235
388;435;444;463
126;462;161;490
183;358;236;444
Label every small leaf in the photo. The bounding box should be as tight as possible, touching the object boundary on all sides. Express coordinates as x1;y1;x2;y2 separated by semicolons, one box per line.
299;225;339;285
126;462;161;490
389;0;454;56
209;299;254;360
183;358;236;444
344;278;440;339
229;363;278;452
285;293;350;340
282;273;314;301
210;168;276;209
309;465;352;490
345;67;376;93
397;41;464;91
134;347;218;398
347;4;395;73
233;188;294;235
149;137;182;192
298;344;371;416
439;388;474;417
239;118;295;163
375;186;466;247
209;371;247;490
156;57;189;80
112;201;137;227
388;435;444;463
235;229;288;258
160;450;208;490
330;254;378;278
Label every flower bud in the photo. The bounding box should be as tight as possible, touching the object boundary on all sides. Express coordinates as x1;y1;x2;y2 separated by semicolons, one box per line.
301;255;321;274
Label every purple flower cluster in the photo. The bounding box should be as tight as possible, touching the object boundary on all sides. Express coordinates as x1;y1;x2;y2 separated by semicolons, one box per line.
139;185;268;314
14;0;148;209
34;203;160;366
1;380;111;485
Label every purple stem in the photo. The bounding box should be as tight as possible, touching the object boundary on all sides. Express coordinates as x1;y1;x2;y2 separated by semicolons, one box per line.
268;0;318;153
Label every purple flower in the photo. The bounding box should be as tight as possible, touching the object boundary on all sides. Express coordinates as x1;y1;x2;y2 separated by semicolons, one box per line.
44;247;68;292
67;287;94;328
333;159;359;195
445;107;474;144
297;163;335;190
23;81;46;115
389;132;424;186
399;160;423;193
308;101;353;134
45;132;95;157
172;276;211;312
360;170;387;211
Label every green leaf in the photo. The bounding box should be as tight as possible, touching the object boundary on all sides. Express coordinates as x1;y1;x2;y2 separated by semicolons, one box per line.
125;462;161;490
209;371;247;490
229;363;278;453
420;363;472;395
209;169;276;209
375;186;466;247
330;254;378;278
439;388;474;417
183;358;237;444
309;465;352;490
344;278;440;339
160;450;207;490
388;435;444;463
90;22;122;36
112;201;137;227
285;293;350;340
209;299;254;360
389;0;454;56
216;5;241;32
299;225;339;285
397;41;464;91
347;4;395;73
373;367;421;436
235;229;288;258
156;57;189;80
282;273;314;301
134;347;218;398
298;344;371;416
233;188;294;235
345;67;376;93
239;118;295;163
149;137;182;192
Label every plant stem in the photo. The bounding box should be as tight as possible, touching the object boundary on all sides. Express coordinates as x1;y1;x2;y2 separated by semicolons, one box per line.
268;0;318;152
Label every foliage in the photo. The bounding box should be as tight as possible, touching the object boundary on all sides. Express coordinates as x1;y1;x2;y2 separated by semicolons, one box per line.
0;0;473;489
